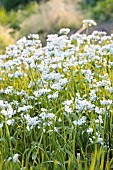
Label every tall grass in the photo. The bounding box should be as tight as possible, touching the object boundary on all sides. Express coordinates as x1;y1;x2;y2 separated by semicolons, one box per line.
0;25;14;54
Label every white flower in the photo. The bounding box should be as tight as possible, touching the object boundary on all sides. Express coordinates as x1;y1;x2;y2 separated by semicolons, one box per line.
76;99;95;112
34;88;51;97
18;105;32;112
40;112;55;120
110;47;113;55
6;119;14;126
76;99;87;111
0;122;3;128
59;28;70;35
41;108;47;112
64;105;73;113
89;138;93;143
7;157;12;162
95;115;103;124
58;117;62;122
48;92;58;100
50;83;62;91
0;100;4;108
4;86;13;94
59;78;68;86
1;105;15;118
28;34;39;40
95;107;105;114
96;137;103;144
87;128;93;134
63;100;73;106
82;20;97;28
13;153;20;163
100;99;112;106
15;70;22;78
73;116;86;126
106;86;113;93
89;90;97;101
24;114;39;131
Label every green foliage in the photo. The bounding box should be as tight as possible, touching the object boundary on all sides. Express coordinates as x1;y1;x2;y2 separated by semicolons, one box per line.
90;0;113;21
84;0;102;7
0;0;30;10
80;0;113;22
0;2;38;30
0;8;20;29
0;0;46;11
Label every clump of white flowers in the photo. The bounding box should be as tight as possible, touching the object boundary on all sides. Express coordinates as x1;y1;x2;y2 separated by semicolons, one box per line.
1;19;113;168
1;105;16;118
7;153;20;163
59;28;70;35
73;116;86;126
82;19;97;28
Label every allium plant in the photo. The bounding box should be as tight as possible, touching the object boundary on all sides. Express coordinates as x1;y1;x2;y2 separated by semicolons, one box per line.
0;20;113;170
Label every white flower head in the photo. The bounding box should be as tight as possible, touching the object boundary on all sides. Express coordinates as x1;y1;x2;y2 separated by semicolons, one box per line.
73;116;86;126
6;119;14;126
7;157;12;163
1;105;15;118
83;20;97;28
59;28;70;35
13;153;20;163
0;122;3;128
87;128;93;134
96;137;103;144
100;99;112;106
0;100;4;108
89;138;93;143
18;105;32;113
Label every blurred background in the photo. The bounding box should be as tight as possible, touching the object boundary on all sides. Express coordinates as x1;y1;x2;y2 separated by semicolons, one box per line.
0;0;113;53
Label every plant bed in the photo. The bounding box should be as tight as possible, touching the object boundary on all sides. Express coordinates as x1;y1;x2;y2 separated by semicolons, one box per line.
0;20;113;170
